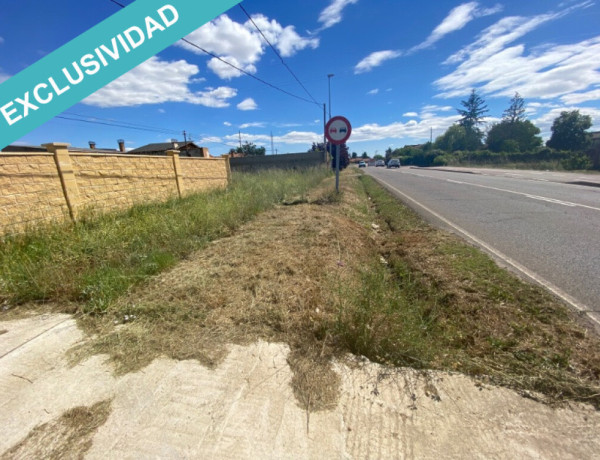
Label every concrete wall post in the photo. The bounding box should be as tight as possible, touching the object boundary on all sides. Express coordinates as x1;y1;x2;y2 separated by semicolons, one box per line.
167;150;184;198
43;142;80;221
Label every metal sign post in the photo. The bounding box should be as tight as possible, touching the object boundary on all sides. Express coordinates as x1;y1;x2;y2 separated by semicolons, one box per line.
325;116;352;193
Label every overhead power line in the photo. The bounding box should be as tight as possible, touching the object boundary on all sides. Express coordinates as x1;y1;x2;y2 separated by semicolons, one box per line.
238;3;320;106
107;0;321;107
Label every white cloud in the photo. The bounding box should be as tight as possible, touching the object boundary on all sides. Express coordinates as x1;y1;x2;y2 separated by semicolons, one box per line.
367;89;379;95
178;14;317;80
410;2;503;52
403;112;418;117
560;89;600;104
318;0;359;30
240;122;265;129
83;57;237;108
354;50;402;74
435;2;600;100
223;121;232;127
0;37;4;45
0;72;9;83
247;14;319;57
237;98;258;111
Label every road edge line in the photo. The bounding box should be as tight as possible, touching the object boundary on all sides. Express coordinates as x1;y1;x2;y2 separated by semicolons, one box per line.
369;174;600;329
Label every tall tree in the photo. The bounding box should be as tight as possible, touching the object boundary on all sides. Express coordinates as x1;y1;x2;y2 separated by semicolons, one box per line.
546;110;592;151
503;92;526;123
457;89;489;131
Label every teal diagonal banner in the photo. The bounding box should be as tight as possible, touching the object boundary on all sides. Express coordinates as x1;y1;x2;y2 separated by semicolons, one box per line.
0;0;241;149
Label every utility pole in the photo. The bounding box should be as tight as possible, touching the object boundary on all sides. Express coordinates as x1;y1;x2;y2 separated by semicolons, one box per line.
271;132;275;156
327;74;334;120
183;130;187;144
323;103;327;163
238;131;242;149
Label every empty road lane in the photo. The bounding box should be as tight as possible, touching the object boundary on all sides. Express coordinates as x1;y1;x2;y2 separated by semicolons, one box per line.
365;167;600;326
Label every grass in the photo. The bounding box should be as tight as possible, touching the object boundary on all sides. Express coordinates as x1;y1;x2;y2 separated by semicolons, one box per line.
0;167;329;314
2;168;599;411
335;175;600;407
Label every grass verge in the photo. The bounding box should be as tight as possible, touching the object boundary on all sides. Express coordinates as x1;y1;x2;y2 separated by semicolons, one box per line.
0;167;329;314
340;175;600;407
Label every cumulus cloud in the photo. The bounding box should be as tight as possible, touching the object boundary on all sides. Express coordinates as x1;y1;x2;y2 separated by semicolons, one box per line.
435;2;600;101
403;112;419;117
354;50;402;74
178;14;318;80
318;0;359;30
367;89;379;95
223;121;232;127
237;98;258;111
83;57;237;108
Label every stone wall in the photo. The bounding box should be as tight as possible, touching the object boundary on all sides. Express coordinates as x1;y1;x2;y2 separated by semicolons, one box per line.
0;144;230;236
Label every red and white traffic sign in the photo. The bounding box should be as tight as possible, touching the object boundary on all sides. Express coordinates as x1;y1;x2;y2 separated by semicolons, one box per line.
325;116;352;144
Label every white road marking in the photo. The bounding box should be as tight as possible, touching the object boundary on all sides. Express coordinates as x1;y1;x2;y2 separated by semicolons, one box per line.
434;175;600;213
371;175;600;328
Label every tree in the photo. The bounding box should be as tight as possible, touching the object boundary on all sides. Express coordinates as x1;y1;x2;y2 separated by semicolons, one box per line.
228;141;266;156
351;152;358;159
457;89;488;148
546;110;592;151
503;92;526;123
385;147;393;162
435;124;481;152
361;152;369;159
330;143;350;170
458;89;489;131
486;120;542;152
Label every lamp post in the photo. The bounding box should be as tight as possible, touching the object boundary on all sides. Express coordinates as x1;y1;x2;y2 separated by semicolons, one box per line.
327;74;334;120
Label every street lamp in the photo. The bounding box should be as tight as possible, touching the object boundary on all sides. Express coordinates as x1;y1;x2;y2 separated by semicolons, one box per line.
327;74;334;120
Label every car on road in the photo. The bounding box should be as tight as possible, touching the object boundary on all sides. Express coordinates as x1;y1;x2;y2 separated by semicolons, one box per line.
358;161;366;168
375;160;385;167
387;159;401;168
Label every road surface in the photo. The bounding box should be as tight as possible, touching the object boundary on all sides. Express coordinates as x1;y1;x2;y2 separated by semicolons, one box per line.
365;166;600;326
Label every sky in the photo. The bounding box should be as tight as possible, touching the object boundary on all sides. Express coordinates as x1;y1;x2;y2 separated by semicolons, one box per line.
1;0;599;156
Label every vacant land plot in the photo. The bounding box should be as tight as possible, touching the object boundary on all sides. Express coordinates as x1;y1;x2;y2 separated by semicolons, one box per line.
1;170;599;458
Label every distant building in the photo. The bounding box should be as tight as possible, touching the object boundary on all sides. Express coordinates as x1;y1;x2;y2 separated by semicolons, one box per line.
128;141;210;158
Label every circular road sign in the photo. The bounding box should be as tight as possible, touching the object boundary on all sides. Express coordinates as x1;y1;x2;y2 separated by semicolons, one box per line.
325;116;352;145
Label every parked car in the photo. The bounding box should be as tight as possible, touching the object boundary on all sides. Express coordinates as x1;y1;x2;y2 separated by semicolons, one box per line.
375;160;385;167
387;159;401;168
358;161;366;168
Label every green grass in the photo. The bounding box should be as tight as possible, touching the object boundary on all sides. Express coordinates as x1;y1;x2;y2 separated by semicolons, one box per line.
332;175;600;407
0;168;329;312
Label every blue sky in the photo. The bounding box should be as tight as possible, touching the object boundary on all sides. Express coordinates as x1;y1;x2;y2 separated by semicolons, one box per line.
1;0;599;156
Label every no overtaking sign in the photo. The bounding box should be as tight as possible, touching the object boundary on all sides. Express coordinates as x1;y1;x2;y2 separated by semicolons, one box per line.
325;116;351;145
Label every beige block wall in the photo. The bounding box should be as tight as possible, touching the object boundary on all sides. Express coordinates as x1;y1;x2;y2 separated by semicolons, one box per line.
0;150;230;236
181;157;229;194
0;154;70;234
71;154;178;213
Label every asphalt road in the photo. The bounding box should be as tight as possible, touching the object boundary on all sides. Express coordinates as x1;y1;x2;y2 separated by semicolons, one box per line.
364;166;600;326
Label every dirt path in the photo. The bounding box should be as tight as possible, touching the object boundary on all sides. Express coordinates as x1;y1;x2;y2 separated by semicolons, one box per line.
1;313;599;459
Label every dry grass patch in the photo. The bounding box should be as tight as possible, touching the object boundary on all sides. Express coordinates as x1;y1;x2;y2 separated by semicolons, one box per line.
74;176;374;410
2;400;112;459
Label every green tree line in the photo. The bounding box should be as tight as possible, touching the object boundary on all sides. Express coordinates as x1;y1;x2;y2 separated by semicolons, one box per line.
387;91;598;171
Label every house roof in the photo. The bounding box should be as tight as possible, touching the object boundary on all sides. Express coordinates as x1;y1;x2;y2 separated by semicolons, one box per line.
129;141;200;154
